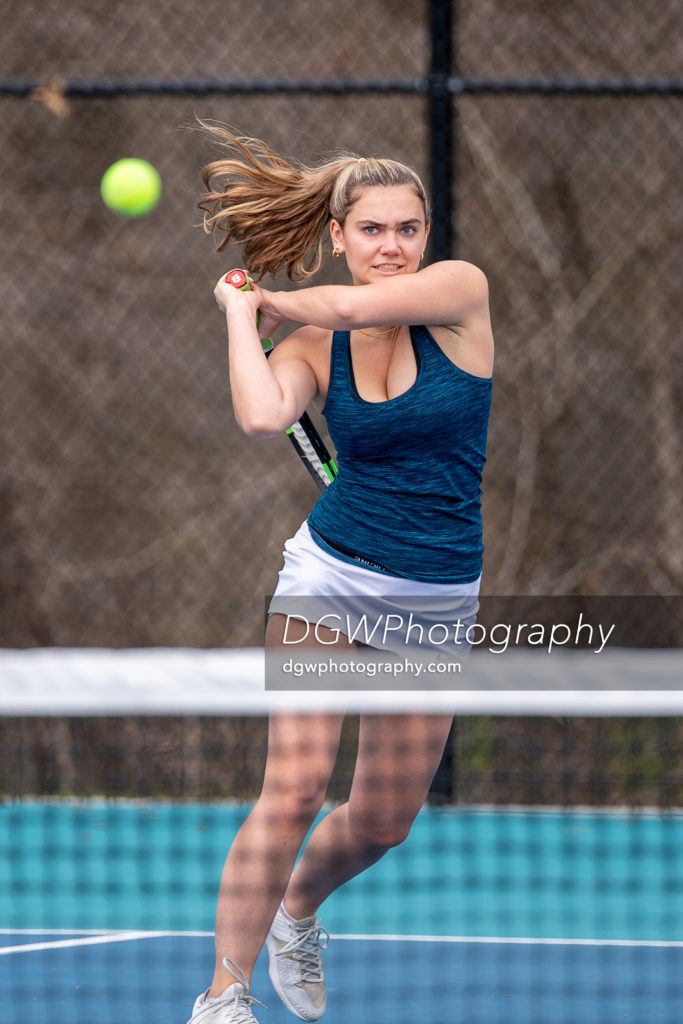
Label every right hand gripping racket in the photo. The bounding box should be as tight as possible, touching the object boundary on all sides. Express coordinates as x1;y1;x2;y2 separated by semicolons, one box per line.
225;269;338;492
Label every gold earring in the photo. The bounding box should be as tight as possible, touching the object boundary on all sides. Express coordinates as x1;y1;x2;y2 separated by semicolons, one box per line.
333;249;341;259
420;251;425;261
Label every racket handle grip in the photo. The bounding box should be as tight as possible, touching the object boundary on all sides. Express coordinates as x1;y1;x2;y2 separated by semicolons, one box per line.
224;269;250;290
224;268;273;351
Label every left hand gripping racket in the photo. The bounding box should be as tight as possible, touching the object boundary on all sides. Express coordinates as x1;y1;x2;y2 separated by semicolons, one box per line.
224;269;338;492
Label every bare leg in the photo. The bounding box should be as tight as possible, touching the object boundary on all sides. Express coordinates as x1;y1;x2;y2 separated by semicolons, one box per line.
208;613;353;995
208;711;343;994
282;713;454;920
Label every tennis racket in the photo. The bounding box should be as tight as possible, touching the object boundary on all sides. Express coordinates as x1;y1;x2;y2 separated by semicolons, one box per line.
224;269;338;492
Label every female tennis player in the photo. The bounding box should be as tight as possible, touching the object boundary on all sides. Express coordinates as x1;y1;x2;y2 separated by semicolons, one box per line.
187;128;494;1024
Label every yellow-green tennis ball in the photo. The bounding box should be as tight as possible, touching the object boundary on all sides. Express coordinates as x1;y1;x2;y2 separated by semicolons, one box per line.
100;158;161;218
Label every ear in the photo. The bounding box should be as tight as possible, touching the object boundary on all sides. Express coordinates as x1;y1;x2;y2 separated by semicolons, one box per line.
329;219;345;253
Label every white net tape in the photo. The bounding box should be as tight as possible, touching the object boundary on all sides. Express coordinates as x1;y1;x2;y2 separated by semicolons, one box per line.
0;647;682;716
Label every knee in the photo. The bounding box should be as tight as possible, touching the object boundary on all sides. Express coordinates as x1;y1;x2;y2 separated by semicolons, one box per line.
347;806;413;851
260;775;328;831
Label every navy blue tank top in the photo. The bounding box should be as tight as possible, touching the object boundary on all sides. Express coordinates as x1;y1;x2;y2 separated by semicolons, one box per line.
307;325;492;583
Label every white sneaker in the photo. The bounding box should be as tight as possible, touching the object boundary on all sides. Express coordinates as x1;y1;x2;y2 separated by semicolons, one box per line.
186;958;267;1024
266;905;329;1021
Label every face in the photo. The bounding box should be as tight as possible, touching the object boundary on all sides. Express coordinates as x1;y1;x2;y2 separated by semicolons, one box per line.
330;185;430;285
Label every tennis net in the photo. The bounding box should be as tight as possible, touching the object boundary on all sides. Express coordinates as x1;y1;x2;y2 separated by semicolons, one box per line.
1;646;683;1024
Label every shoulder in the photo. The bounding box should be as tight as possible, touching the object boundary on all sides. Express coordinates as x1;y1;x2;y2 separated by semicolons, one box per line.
421;260;489;296
268;324;332;363
268;325;334;404
425;262;493;374
408;261;490;323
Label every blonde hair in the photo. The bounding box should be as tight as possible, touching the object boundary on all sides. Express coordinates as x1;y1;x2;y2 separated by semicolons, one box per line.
197;124;431;282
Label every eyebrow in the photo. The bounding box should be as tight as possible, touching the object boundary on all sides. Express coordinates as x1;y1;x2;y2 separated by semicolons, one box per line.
356;218;422;227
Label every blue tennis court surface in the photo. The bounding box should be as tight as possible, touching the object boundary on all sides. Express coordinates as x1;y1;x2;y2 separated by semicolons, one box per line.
2;802;682;1023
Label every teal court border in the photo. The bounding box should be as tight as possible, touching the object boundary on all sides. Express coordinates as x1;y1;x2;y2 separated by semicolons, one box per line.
2;802;682;1023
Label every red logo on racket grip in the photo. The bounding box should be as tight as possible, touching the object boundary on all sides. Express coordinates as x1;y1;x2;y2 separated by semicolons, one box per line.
225;269;248;289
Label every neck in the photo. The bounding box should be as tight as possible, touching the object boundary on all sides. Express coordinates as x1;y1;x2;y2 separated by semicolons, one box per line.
357;325;400;338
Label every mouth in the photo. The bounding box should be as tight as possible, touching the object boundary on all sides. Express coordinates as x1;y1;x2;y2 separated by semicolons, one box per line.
373;263;404;273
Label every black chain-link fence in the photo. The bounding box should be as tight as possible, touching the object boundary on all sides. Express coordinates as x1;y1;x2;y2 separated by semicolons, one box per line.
5;712;683;808
1;0;681;648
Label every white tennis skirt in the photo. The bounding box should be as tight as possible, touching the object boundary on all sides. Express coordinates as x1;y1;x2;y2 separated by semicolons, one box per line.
268;520;480;661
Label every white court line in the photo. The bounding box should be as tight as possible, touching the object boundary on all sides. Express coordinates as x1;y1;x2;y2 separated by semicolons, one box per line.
0;930;168;956
2;929;683;952
331;934;683;948
0;928;213;937
0;928;123;935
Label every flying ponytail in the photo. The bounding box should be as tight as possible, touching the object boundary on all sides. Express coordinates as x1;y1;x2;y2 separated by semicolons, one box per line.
198;123;430;282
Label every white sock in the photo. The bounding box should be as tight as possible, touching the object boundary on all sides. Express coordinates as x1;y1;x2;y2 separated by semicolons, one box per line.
280;899;298;924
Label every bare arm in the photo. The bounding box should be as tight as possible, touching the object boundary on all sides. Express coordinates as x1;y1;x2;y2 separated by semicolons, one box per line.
259;260;489;332
214;277;317;439
213;258;490;438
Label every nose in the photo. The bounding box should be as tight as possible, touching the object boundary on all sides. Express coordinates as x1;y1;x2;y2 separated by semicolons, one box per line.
379;232;401;254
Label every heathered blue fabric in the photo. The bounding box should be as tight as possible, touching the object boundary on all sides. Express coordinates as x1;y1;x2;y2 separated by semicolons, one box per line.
307;326;492;583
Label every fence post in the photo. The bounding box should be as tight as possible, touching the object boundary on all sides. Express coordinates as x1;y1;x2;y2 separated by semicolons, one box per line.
429;0;454;262
427;0;456;803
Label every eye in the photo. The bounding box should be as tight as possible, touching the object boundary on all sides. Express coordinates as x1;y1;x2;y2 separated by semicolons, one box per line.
363;226;379;235
401;226;417;236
